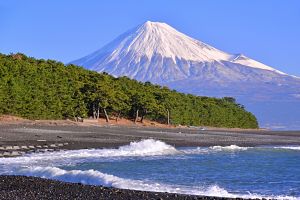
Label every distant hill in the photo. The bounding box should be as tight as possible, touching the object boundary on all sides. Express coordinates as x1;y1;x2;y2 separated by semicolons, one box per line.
0;53;258;129
71;21;300;130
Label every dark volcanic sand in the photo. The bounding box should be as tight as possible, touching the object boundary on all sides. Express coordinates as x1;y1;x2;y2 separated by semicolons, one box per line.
0;123;300;149
0;123;299;200
0;175;251;200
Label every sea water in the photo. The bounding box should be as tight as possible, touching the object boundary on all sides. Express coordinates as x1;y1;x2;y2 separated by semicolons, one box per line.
0;139;299;199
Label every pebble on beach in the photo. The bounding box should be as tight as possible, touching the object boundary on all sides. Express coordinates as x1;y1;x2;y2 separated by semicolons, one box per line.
0;175;248;200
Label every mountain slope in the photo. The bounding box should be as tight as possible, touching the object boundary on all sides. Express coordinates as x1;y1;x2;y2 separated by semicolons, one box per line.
72;21;288;83
71;21;300;130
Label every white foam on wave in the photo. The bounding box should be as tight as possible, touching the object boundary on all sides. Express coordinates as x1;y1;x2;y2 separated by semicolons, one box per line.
209;145;249;151
0;140;299;199
2;140;298;169
207;145;300;152
0;139;179;166
180;147;210;154
180;145;251;155
1;140;299;168
13;166;298;200
273;146;300;151
117;139;179;155
14;166;201;194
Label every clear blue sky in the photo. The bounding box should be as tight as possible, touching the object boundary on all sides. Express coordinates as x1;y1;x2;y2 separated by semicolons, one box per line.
1;0;300;76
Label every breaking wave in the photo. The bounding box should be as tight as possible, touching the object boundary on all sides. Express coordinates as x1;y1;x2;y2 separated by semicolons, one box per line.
2;140;299;168
0;140;299;199
12;166;298;200
209;145;250;151
0;139;179;166
273;146;300;151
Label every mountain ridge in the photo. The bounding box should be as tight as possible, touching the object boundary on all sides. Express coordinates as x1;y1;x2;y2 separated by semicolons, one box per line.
72;21;287;80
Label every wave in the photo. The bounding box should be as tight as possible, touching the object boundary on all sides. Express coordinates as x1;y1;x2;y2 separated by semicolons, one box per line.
0;139;179;166
1;140;299;199
180;147;210;154
181;145;300;155
13;166;298;200
15;166;202;194
179;145;251;154
208;145;300;152
206;145;300;152
117;139;179;156
209;145;250;151
2;140;299;168
0;141;254;174
273;146;300;151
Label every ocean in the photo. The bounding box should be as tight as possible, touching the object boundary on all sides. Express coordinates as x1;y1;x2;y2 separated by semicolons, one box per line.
0;139;299;199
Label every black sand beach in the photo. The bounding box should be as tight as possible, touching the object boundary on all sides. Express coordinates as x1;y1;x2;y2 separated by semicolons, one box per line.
1;123;300;150
0;175;251;200
1;122;299;199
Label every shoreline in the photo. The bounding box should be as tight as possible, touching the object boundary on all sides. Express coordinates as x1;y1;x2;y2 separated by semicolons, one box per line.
1;121;300;157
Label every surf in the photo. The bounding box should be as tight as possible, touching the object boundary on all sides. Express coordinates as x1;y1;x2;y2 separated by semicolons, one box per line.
0;139;299;199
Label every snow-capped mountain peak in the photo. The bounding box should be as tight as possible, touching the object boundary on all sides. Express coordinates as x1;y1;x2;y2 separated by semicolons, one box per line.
71;21;288;82
107;21;231;63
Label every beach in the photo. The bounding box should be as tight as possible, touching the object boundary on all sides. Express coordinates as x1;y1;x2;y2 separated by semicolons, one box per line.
0;175;249;200
1;120;300;150
1;121;300;199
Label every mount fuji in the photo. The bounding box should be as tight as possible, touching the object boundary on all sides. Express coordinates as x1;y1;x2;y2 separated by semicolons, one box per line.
71;21;300;130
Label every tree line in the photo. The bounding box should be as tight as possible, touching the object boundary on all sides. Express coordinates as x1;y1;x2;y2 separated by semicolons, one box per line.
0;53;258;128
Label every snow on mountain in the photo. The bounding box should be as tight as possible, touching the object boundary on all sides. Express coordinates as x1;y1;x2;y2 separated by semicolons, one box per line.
71;21;287;83
73;21;229;63
71;21;300;130
109;21;231;62
230;54;286;75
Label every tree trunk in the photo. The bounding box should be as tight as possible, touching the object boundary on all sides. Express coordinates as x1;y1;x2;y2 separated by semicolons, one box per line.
103;108;109;123
134;109;139;123
116;111;121;122
97;107;100;119
73;111;78;122
93;104;96;119
167;109;170;125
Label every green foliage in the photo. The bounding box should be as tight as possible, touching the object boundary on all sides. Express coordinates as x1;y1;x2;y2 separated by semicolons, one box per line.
0;53;258;128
